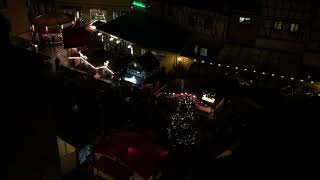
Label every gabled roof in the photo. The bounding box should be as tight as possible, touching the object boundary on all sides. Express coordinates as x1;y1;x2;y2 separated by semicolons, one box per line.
137;51;160;71
98;11;191;53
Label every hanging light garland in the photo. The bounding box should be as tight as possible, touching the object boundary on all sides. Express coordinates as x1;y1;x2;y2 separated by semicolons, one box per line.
190;60;318;85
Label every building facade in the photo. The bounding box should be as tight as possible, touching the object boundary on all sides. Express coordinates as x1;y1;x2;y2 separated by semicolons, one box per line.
55;0;134;23
151;0;320;75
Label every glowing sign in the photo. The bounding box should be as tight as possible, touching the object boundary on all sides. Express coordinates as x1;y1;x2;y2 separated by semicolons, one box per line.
202;94;215;104
132;1;146;8
124;76;137;84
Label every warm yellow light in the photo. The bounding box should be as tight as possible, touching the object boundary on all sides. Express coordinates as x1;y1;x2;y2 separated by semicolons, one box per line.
178;57;182;61
202;94;215;104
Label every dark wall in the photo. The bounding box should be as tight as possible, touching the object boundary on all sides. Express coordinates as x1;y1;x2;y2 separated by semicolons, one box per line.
0;13;10;47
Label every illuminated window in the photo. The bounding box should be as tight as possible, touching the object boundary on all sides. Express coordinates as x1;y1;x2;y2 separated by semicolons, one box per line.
194;45;199;54
239;17;251;24
200;48;208;57
274;21;283;30
290;23;299;32
90;9;106;23
113;11;118;20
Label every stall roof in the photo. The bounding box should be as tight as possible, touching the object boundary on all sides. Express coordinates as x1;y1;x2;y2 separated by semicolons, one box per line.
137;51;160;71
94;131;168;178
32;13;75;26
98;11;192;53
62;26;90;48
94;156;132;180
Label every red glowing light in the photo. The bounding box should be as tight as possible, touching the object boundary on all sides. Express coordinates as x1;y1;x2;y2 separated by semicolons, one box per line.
128;147;137;154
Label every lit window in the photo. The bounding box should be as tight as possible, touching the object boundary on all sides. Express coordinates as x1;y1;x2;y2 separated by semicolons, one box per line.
239;17;251;24
194;45;199;54
113;11;118;20
200;48;208;57
274;21;283;30
290;23;299;32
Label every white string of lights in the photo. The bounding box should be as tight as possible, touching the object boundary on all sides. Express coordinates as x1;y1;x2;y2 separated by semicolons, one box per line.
190;59;317;85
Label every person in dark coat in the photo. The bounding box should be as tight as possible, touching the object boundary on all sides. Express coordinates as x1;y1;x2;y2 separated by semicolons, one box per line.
55;57;61;72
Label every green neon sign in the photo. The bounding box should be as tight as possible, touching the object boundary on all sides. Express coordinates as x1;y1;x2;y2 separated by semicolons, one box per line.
132;1;146;8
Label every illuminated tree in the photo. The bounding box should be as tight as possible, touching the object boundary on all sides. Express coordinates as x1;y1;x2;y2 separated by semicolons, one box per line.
167;95;199;147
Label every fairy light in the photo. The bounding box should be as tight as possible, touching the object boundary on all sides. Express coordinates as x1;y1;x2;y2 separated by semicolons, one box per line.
167;95;200;147
74;51;115;75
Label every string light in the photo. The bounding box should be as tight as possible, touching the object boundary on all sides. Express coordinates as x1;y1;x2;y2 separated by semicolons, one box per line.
167;95;200;147
201;61;205;63
77;51;115;75
271;74;275;77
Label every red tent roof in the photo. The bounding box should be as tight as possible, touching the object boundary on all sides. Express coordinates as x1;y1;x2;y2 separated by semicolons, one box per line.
62;26;90;48
94;131;168;179
94;156;132;180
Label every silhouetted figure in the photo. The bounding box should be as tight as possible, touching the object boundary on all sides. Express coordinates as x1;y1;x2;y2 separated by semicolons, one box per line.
0;13;10;48
55;57;61;72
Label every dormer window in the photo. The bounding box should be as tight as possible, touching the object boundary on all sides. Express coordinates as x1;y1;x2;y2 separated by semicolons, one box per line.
274;21;283;30
290;23;299;33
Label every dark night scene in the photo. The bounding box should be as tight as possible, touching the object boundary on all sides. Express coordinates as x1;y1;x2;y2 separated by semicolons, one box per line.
1;0;320;179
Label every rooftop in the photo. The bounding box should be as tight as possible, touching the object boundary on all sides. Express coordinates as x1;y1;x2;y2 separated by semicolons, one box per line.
98;11;192;53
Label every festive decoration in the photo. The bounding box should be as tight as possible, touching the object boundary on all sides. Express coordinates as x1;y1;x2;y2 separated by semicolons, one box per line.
167;95;200;147
188;60;317;85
